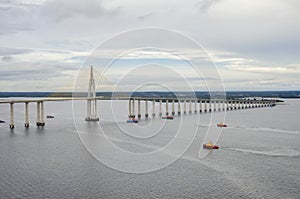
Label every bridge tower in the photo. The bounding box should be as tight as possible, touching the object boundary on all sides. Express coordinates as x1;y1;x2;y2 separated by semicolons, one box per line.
85;66;99;121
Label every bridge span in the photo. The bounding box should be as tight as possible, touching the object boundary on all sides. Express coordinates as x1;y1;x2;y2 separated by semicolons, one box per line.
0;67;276;129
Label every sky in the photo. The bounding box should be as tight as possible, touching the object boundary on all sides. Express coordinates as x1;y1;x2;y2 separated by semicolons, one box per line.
0;0;300;92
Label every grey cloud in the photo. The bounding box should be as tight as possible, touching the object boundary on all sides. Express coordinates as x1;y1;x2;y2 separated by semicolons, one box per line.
0;1;39;35
196;0;222;11
40;0;120;22
2;56;13;62
0;47;33;56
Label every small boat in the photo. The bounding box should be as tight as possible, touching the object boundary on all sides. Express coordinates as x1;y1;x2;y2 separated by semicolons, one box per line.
127;118;138;123
217;122;227;127
203;141;219;149
162;116;173;120
46;115;54;118
0;120;5;123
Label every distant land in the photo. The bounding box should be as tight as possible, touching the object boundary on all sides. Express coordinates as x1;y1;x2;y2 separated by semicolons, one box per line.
0;91;299;99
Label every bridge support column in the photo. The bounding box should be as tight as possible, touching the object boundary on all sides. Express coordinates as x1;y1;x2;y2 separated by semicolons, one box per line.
189;100;192;114
152;100;155;117
184;100;186;114
36;102;41;126
177;100;181;115
213;100;216;111
132;99;136;118
199;100;202;113
165;100;169;116
145;99;149;118
159;100;162;117
9;103;14;129
40;101;45;126
172;100;175;116
138;99;141;119
194;100;197;113
25;102;29;128
209;100;212;112
204;100;207;112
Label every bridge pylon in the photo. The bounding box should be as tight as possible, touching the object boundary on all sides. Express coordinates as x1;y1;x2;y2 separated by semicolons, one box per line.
85;66;99;121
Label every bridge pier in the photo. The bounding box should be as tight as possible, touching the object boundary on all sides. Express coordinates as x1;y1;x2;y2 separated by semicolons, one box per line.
165;100;169;116
152;100;155;117
199;100;202;113
40;101;45;126
183;100;187;114
171;99;175;116
213;100;216;112
194;100;197;113
9;103;14;129
36;102;41;126
145;99;149;118
137;99;141;119
159;100;162;117
128;99;135;118
24;102;29;127
177;100;181;115
36;101;45;126
209;100;212;112
189;100;192;114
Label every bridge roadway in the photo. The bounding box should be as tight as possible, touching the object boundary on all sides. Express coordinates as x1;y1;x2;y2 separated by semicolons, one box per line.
0;96;276;129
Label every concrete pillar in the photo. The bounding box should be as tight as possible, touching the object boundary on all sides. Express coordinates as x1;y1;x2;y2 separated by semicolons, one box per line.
194;100;197;113
138;99;141;118
159;100;162;117
145;99;149;118
25;102;29;127
128;99;132;117
40;101;45;126
209;100;212;112
204;100;207;112
218;100;221;111
152;100;155;117
36;102;41;126
94;98;97;118
177;100;181;115
132;99;135;117
226;100;229;110
9;103;14;129
165;100;169;116
189;100;192;114
199;100;202;113
87;99;91;118
172;99;175;115
184;100;187;114
213;100;216;111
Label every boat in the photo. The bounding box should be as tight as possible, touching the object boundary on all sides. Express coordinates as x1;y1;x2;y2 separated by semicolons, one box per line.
127;118;138;123
203;141;219;149
46;115;54;118
162;116;173;120
217;122;227;127
0;120;5;123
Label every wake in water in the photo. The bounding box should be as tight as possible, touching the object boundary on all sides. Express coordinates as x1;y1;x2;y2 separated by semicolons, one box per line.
222;147;300;158
228;125;300;135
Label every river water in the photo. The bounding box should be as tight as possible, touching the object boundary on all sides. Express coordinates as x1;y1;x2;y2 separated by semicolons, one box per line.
0;99;299;198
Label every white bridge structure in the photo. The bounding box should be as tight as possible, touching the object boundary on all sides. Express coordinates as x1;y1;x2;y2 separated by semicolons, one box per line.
0;66;277;129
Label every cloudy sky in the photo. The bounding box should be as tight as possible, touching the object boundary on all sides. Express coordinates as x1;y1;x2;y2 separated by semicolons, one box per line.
0;0;300;92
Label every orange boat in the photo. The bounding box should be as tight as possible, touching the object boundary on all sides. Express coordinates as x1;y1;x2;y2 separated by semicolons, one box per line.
217;122;227;127
203;141;219;149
